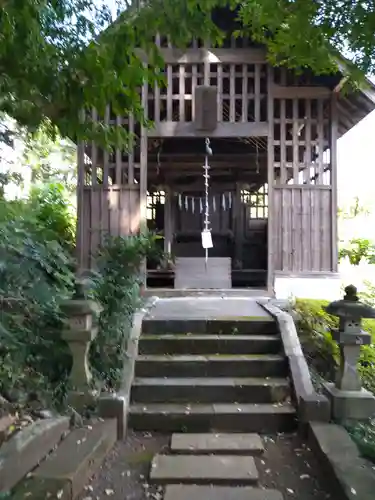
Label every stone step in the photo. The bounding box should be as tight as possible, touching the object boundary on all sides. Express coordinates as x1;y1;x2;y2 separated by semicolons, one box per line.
150;454;259;485
129;403;296;433
142;318;277;335
12;419;117;499
170;433;265;455
138;334;281;355
135;354;288;378
131;377;290;404
164;485;284;500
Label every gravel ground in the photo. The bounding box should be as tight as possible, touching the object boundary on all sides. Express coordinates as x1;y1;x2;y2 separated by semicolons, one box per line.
258;433;337;500
78;431;337;500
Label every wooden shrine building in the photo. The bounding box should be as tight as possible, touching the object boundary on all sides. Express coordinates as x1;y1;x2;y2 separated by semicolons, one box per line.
76;8;375;296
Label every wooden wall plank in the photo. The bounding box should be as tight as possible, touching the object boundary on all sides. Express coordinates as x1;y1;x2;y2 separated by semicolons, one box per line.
272;85;331;99
147;121;268;137
304;99;312;184
109;189;120;237
90;188;101;265
167;64;173;121
317;99;324;183
230;64;235;122
135;47;267;64
103;105;110;186
292;99;299;183
81;187;141;269
128;113;135;184
273;187;332;273
242;64;248;122
217;64;223;121
321;188;332;271
254;64;261;122
301;189;311;270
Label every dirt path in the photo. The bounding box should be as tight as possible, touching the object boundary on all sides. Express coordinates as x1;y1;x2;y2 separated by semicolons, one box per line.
78;431;337;500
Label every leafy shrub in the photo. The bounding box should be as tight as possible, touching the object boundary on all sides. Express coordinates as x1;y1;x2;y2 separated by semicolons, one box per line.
0;198;75;405
29;183;76;251
88;233;162;390
294;299;339;380
0;175;163;414
339;238;375;265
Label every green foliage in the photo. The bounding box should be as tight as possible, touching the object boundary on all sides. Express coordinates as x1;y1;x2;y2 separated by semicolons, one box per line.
338;197;370;220
28;183;76;251
294;299;339;380
0;195;75;405
339;238;375;265
22;122;77;193
0;183;158;409
1;1;374;147
88;233;162;389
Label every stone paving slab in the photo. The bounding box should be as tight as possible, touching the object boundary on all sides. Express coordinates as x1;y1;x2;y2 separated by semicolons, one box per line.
13;419;117;499
164;485;284;500
0;417;69;493
170;433;264;455
308;422;375;500
150;454;259;485
145;297;271;320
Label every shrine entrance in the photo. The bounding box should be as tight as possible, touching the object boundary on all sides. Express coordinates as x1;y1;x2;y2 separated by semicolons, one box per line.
145;136;268;289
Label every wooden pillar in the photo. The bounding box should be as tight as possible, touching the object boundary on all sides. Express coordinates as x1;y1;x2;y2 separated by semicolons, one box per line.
267;66;275;293
164;186;173;255
76;109;86;273
330;93;339;272
234;182;243;265
140;72;148;285
76;138;85;273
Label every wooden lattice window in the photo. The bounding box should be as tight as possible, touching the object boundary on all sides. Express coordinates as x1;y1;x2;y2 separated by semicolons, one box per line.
241;184;268;219
147;191;165;221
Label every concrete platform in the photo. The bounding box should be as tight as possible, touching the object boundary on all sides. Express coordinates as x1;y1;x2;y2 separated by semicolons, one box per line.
144;296;271;321
170;433;264;455
164;485;283;500
150;454;259;485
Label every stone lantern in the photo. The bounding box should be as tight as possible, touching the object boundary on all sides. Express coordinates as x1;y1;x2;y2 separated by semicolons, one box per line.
61;280;103;410
323;284;375;421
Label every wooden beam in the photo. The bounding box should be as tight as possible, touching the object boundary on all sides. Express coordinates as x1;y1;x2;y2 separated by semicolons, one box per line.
272;85;331;99
164;186;172;255
140;68;148;285
76;138;85;271
134;48;267;65
169;180;265;192
273;184;331;190
267;66;274;293
330;95;339;272
83;184;139;191
147;121;268;138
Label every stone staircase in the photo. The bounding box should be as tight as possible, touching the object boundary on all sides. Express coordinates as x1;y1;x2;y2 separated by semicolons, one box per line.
129;317;296;433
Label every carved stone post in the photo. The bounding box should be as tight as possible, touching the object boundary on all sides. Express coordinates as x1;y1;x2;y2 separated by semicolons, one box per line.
61;280;103;410
323;285;375;421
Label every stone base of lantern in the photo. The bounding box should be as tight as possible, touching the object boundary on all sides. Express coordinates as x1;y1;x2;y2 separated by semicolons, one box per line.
67;389;98;412
323;382;375;422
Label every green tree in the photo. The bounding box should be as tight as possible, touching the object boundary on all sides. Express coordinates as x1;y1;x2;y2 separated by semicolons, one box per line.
338;197;370;219
1;0;375;148
339;238;375;265
22;123;77;194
